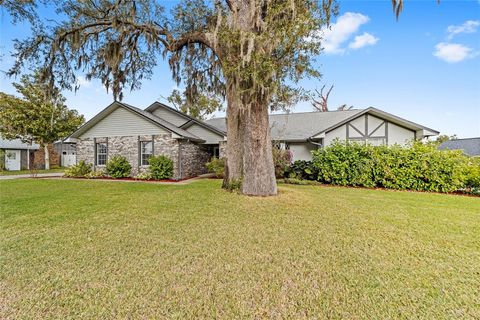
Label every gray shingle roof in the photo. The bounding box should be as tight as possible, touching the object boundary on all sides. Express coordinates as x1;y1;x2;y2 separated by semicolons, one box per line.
205;110;362;141
0;138;40;150
438;138;480;156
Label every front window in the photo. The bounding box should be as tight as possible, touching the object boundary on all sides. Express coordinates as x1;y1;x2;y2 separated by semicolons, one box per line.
96;143;107;165
141;141;153;165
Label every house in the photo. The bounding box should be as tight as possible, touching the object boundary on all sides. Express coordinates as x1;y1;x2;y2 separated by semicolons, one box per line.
438;138;480;157
0;137;62;171
206;107;439;160
69;101;438;179
0;138;39;171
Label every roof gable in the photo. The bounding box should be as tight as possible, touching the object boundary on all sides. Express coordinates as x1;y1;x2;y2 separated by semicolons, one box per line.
311;107;439;139
70;102;204;141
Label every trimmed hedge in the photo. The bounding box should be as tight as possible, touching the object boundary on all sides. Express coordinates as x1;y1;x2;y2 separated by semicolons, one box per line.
286;141;478;193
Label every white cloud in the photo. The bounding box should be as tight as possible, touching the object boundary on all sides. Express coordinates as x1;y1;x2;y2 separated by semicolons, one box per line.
446;20;480;39
348;32;379;50
433;42;474;63
322;12;371;54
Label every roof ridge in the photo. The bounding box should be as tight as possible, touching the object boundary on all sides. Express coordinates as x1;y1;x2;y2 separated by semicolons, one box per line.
206;109;362;121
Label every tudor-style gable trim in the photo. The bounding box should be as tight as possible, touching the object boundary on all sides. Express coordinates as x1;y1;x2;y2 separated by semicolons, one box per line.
310;107;439;139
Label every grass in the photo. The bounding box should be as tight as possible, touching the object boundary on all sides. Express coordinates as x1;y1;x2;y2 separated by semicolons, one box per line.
1;179;479;319
0;168;64;176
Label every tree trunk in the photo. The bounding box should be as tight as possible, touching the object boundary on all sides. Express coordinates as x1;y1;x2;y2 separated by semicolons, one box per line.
44;144;50;170
223;81;244;189
240;101;277;196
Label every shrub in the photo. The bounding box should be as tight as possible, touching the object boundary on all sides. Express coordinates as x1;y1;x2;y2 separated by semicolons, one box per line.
206;158;225;178
85;170;105;179
464;157;480;192
285;160;316;180
64;160;92;178
309;141;473;193
135;171;152;180
106;155;131;178
148;155;173;180
272;147;292;178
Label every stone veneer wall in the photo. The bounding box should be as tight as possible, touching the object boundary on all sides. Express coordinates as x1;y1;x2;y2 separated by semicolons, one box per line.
76;134;209;179
180;141;210;178
219;141;226;158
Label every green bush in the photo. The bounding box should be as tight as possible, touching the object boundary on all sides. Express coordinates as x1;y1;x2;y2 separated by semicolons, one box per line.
285;160;316;180
148;155;173;180
464;157;480;191
106;155;131;178
135;171;152;180
309;141;473;193
272;147;292;178
64;160;92;178
85;169;105;179
206;158;225;178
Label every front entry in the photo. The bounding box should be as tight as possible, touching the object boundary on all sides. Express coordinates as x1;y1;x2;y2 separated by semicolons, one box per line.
5;150;21;171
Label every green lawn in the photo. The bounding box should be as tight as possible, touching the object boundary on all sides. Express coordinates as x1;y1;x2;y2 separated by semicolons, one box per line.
0;168;64;176
1;179;479;319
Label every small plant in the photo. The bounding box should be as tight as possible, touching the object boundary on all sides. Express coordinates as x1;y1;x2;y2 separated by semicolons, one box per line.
272;147;292;178
106;155;132;178
85;170;105;179
135;171;153;180
148;155;173;180
206;157;225;178
64;160;92;178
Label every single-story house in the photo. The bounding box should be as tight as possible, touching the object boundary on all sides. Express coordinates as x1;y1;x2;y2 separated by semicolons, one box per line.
0;138;39;171
438;138;480;157
69;101;438;179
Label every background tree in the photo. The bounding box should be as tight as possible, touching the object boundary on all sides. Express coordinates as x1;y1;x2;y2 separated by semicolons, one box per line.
166;89;223;120
0;73;84;169
435;134;458;144
312;84;334;112
311;85;354;112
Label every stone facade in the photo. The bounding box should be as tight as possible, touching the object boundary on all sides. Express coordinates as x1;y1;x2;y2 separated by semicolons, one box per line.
76;134;209;179
219;141;227;158
180;141;210;178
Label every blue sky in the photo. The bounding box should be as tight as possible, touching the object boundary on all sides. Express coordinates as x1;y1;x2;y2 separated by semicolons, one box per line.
1;0;479;138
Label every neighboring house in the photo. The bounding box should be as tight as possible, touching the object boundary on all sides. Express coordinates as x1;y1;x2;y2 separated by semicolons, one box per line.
206;107;439;160
70;101;438;179
0;138;39;171
438;138;480;157
54;140;77;167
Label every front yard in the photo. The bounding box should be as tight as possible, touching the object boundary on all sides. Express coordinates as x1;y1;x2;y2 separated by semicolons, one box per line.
1;179;479;319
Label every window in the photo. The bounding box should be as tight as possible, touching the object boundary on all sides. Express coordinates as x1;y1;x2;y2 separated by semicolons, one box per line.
96;143;107;165
141;141;153;165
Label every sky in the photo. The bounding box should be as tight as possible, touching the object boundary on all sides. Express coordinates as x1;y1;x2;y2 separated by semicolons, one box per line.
1;0;479;138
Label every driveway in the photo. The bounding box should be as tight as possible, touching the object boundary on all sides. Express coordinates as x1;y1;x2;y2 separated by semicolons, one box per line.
0;172;65;180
